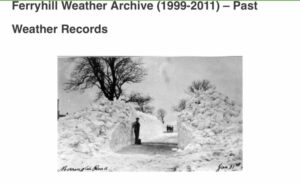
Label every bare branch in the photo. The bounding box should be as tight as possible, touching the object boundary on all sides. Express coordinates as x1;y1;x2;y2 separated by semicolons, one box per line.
64;57;146;101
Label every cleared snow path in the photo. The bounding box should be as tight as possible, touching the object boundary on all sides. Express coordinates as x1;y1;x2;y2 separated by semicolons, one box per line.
58;132;225;171
117;133;178;155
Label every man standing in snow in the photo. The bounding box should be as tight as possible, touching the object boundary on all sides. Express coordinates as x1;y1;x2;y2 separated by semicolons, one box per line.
132;117;141;144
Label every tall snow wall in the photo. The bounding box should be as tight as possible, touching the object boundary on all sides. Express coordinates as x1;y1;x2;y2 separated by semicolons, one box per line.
177;120;194;149
176;88;242;153
109;118;135;151
58;100;136;164
136;111;164;142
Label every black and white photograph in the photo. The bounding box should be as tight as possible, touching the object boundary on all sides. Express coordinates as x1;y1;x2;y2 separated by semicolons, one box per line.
57;56;243;172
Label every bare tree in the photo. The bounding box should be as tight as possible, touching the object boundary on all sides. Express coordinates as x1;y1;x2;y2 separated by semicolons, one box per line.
187;79;214;94
65;57;146;101
124;92;153;113
143;106;155;114
157;109;167;124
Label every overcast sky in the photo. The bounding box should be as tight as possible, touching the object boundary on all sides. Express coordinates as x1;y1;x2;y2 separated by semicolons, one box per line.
58;56;242;123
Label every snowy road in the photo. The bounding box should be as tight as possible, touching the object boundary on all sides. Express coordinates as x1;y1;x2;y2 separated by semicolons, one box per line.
102;132;182;171
99;132;222;172
117;133;178;156
59;132;232;171
83;132;182;172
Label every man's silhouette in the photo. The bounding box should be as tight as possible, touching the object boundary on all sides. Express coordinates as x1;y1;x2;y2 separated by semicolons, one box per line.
132;117;141;144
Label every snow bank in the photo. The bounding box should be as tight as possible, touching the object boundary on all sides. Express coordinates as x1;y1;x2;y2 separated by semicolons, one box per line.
176;87;242;170
136;111;164;142
177;121;194;148
58;100;136;165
